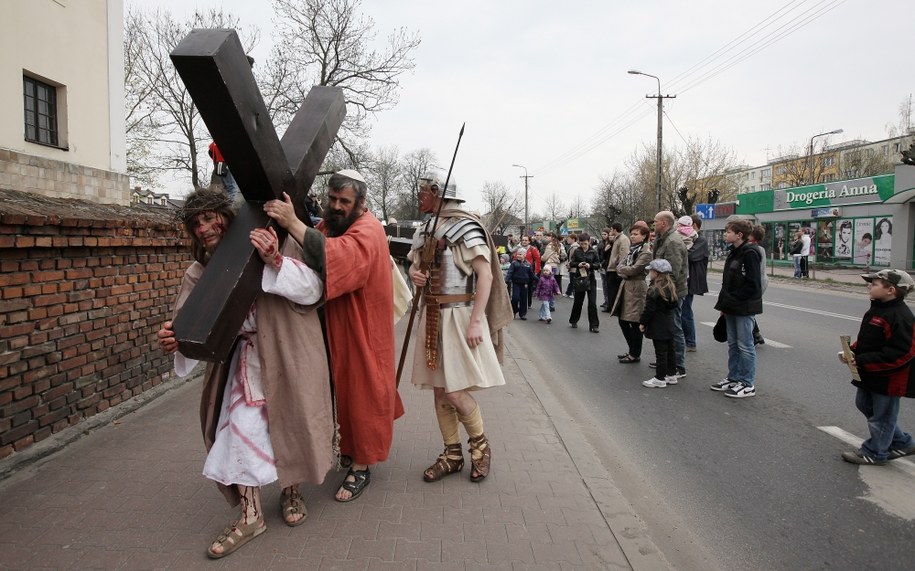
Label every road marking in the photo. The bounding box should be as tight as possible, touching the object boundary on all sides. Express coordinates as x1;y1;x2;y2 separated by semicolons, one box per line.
699;322;791;348
705;291;860;322
817;425;915;478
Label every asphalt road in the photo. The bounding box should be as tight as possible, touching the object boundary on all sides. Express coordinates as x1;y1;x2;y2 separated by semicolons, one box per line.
511;277;915;571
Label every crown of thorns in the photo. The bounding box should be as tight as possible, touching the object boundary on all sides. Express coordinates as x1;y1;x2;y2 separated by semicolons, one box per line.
175;189;234;225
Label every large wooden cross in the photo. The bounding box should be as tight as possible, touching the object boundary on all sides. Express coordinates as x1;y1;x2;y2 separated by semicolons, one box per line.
169;29;345;361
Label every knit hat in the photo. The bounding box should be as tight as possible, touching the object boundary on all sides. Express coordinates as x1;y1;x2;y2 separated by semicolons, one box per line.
647;259;673;274
542;264;553;274
861;269;915;293
677;215;694;227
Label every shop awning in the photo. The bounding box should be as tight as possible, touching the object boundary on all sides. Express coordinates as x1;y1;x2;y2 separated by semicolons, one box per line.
883;187;915;204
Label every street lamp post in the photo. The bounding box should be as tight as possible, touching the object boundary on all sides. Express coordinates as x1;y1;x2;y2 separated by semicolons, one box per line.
628;70;675;213
511;164;531;234
807;128;843;185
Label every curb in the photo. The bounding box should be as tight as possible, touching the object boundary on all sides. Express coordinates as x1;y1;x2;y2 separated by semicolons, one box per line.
506;336;673;571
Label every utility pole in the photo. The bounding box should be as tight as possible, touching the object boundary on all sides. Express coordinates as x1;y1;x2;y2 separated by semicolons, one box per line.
628;70;675;212
511;164;532;234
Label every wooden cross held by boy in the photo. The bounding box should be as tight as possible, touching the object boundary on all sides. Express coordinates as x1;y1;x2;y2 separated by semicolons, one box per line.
169;28;345;361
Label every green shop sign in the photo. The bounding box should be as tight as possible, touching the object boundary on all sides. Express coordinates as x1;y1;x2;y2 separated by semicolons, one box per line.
775;175;894;210
737;174;895;214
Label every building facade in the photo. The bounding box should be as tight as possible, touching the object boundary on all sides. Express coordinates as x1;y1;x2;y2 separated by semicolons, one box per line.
0;0;128;205
697;165;915;270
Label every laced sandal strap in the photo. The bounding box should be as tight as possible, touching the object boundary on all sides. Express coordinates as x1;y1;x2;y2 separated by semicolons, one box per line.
423;444;464;482
467;434;491;482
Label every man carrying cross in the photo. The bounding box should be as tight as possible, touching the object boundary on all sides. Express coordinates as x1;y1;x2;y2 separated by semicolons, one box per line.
407;174;513;483
157;188;335;559
265;169;403;503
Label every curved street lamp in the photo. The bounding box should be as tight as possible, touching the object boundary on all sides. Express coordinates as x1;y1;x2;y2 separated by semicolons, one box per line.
807;128;843;185
628;70;672;212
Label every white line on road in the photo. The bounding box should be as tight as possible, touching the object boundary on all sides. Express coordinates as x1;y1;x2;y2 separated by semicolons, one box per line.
699;321;791;348
817;425;915;478
704;292;860;322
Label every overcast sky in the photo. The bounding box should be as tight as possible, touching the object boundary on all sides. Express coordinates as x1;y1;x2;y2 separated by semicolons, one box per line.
127;0;912;214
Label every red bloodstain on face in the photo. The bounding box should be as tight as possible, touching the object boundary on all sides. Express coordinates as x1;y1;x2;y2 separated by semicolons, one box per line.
192;211;228;253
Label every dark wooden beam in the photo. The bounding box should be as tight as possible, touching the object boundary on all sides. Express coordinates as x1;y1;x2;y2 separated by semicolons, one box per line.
169;28;344;361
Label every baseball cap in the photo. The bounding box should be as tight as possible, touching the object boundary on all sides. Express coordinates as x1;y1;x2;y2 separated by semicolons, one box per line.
647;259;673;274
861;269;915;292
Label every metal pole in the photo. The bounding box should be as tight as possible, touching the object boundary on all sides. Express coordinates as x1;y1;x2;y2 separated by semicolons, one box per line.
655;85;663;212
628;70;674;213
511;164;530;234
807;128;843;185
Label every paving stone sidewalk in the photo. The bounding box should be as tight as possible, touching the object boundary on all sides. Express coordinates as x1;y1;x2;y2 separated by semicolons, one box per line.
0;330;668;570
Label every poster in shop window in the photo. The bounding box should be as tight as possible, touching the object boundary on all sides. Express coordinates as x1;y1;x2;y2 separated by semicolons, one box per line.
816;220;834;261
834;219;853;259
853;219;873;266
873;217;892;266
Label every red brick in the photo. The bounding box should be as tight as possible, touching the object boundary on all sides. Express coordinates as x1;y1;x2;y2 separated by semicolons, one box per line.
32;293;66;307
14;236;35;248
32;270;64;282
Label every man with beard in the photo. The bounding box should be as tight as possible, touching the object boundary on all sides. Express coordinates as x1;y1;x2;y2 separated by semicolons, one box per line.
264;170;403;503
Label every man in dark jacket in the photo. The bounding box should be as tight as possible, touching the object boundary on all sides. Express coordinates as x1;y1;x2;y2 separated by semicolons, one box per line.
710;219;762;398
839;269;915;465
683;215;709;352
652;211;689;378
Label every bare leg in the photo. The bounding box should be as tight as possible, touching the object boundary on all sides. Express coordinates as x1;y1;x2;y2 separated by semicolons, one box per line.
209;485;264;556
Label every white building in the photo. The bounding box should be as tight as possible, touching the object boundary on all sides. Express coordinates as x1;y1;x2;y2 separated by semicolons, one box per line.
0;0;128;204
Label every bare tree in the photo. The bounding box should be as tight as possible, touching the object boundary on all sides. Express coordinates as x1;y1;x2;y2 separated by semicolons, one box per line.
670;136;739;213
542;193;565;222
362;145;402;221
480;181;522;234
265;0;421;163
395;148;437;220
591;171;648;229
124;7;258;190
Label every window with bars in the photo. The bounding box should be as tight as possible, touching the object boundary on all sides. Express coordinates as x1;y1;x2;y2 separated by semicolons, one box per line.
23;75;59;147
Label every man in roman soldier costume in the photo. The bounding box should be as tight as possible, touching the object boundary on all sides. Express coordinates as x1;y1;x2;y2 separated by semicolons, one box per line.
407;174;513;483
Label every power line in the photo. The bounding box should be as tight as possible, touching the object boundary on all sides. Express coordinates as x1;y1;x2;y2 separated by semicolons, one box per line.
530;0;845;177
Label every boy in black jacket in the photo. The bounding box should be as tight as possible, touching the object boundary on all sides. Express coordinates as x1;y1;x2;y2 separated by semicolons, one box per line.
711;219;762;398
839;269;915;465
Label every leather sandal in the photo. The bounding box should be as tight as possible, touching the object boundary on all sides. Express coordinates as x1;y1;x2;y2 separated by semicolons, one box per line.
280;486;307;527
335;467;371;502
424;443;464;482
206;516;266;559
468;434;492;482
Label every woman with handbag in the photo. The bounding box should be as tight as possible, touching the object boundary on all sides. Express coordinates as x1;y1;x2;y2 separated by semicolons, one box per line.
569;232;601;332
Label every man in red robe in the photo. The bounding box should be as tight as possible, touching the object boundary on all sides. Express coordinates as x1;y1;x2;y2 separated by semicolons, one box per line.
264;169;404;502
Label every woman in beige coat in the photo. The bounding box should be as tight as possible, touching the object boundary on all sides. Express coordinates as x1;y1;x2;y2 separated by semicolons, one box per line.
611;223;653;363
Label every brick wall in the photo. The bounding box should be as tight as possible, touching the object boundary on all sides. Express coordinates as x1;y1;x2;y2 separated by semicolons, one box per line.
0;188;191;460
0;147;131;205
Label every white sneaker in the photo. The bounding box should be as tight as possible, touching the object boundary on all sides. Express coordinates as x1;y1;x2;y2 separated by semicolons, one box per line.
710;378;737;392
724;381;756;398
642;377;667;388
664;375;679;385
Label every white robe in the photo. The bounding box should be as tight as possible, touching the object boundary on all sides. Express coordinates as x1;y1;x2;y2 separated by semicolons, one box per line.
175;257;322;488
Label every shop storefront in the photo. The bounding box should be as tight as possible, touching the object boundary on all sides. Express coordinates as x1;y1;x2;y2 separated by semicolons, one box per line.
696;172;911;267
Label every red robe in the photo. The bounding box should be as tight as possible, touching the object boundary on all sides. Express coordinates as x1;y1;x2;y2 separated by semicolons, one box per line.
318;212;404;464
